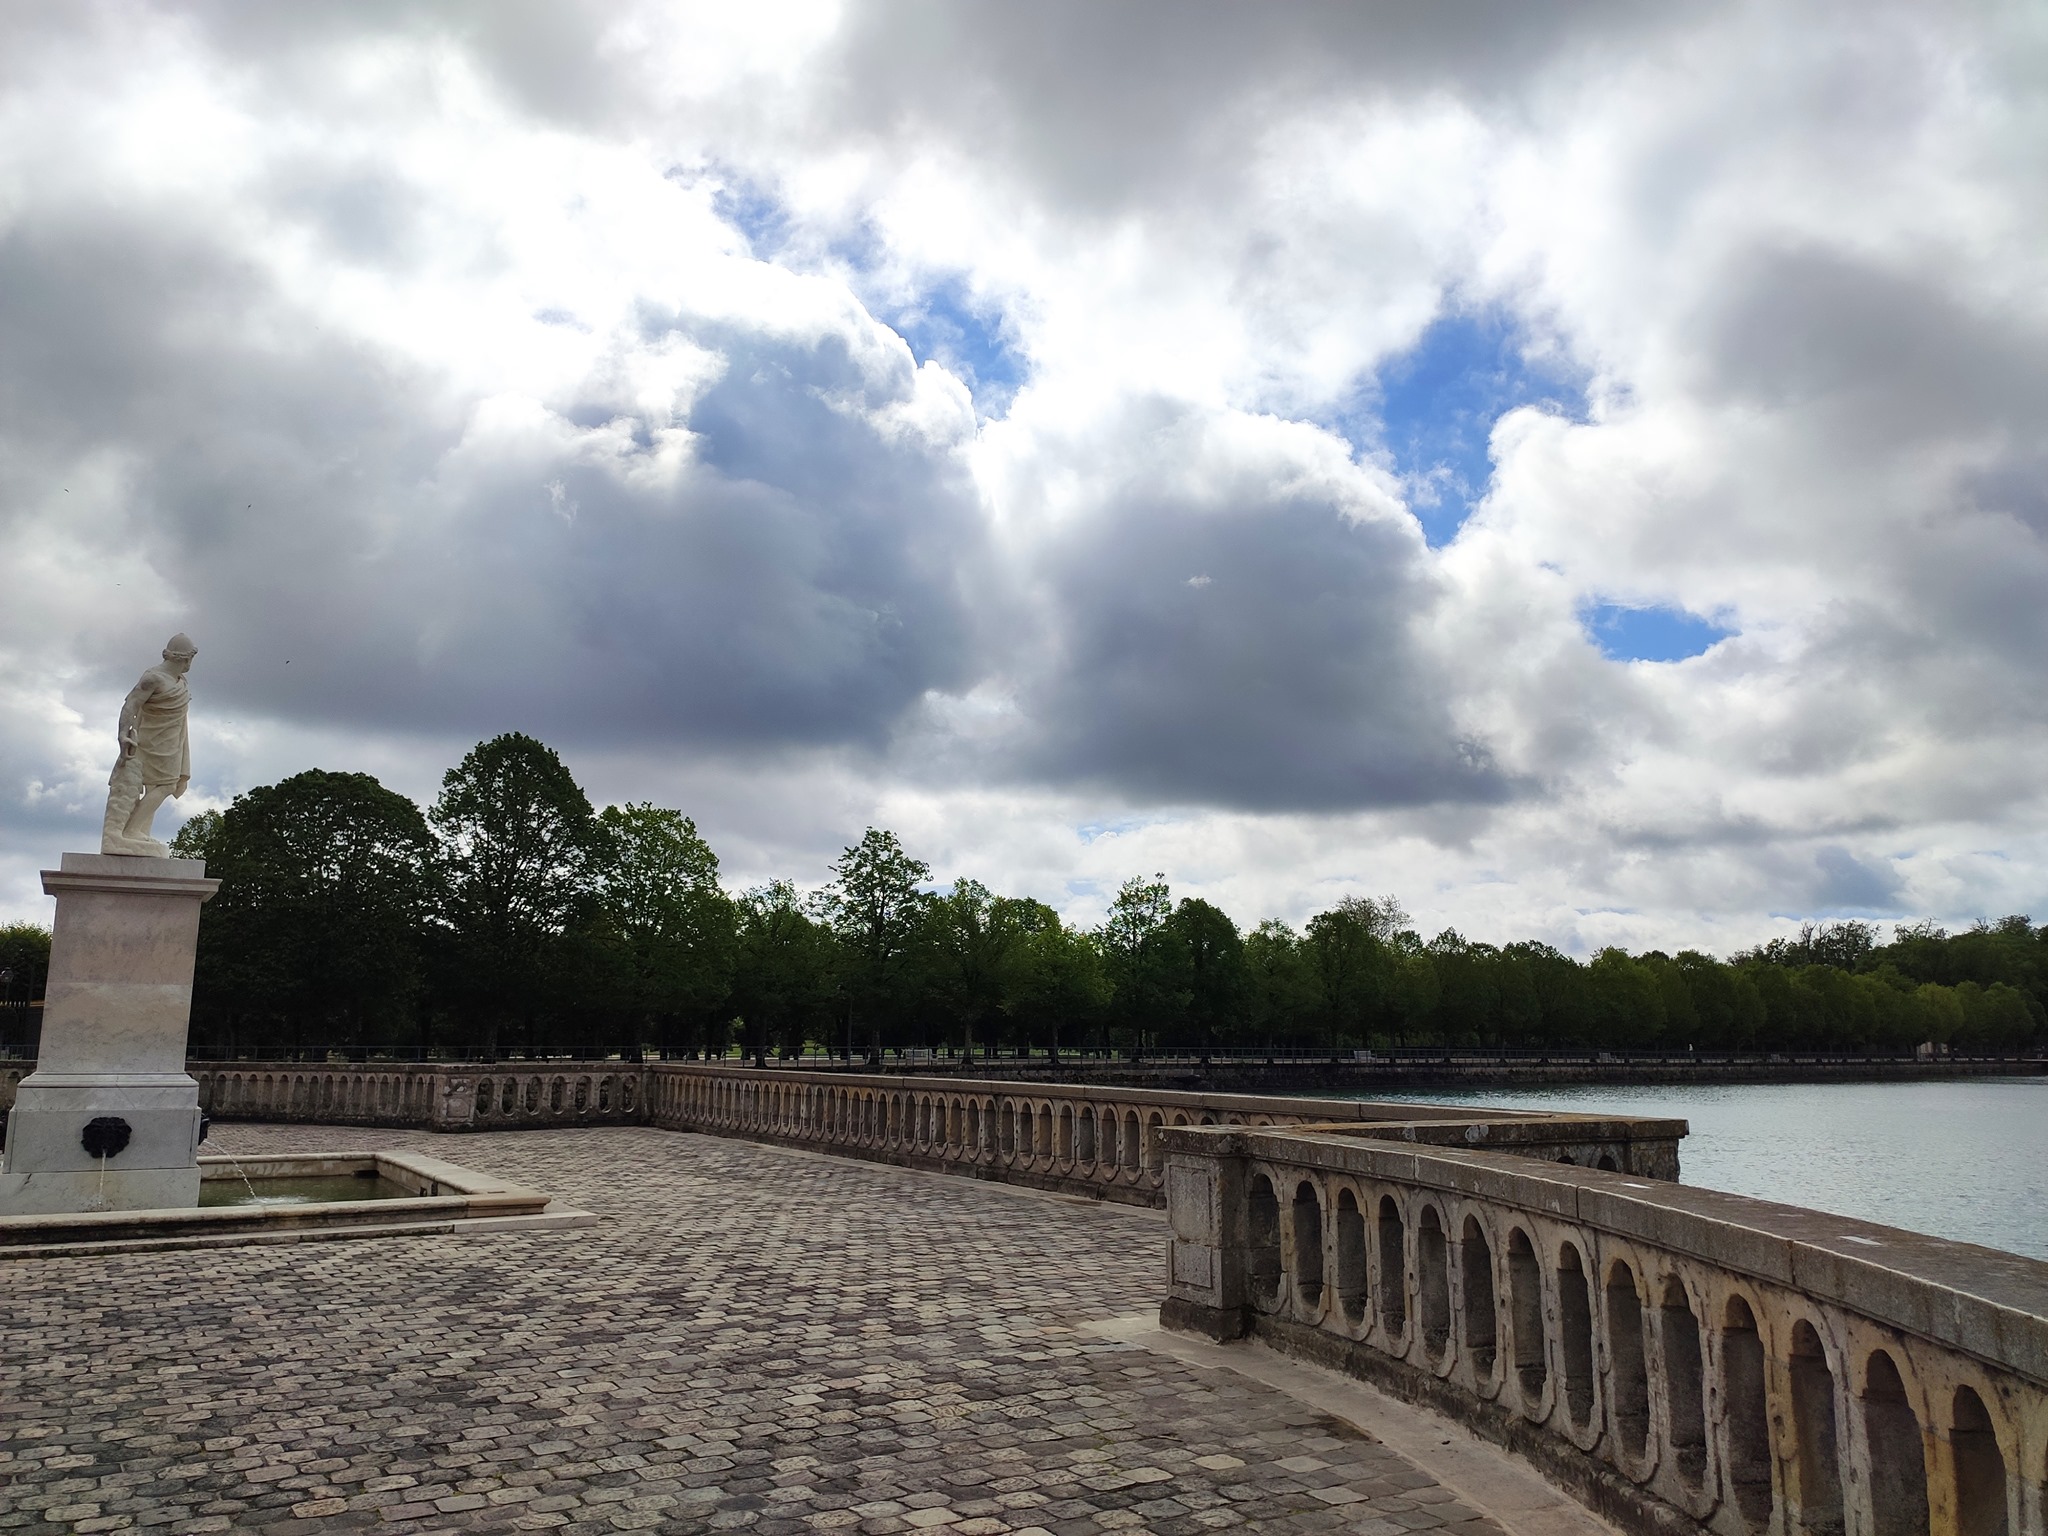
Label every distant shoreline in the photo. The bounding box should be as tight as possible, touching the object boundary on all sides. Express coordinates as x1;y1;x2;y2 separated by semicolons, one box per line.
841;1055;2047;1093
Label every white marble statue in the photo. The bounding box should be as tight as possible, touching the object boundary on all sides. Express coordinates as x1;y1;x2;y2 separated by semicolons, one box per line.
100;633;197;857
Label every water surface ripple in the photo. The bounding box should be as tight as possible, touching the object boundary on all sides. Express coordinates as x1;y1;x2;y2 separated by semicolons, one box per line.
1349;1078;2048;1260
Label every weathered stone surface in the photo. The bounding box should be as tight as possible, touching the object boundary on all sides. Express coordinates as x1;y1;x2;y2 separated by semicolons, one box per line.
0;854;217;1215
0;1122;1510;1536
1159;1124;2048;1536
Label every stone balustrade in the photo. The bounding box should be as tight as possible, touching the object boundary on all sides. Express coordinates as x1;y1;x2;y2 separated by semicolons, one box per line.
189;1060;645;1130
95;1062;1679;1205
643;1063;1685;1203
1159;1123;2048;1536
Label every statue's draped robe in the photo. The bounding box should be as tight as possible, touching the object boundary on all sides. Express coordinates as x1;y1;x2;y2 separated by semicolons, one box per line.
114;670;190;789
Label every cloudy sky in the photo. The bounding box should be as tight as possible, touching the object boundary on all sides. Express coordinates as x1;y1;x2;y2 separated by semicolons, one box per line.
5;1;2046;952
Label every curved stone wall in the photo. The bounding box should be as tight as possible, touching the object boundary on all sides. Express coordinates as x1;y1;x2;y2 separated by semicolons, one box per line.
1159;1123;2048;1536
645;1064;1685;1203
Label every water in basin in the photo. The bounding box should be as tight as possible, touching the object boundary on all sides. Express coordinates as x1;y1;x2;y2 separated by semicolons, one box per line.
199;1173;414;1208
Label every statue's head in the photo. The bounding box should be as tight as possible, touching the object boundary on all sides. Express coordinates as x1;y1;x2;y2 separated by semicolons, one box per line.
162;633;197;674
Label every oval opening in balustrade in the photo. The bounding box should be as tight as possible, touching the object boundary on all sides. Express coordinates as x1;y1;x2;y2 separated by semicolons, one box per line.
1459;1216;1496;1381
1335;1189;1367;1326
1721;1296;1774;1531
1417;1205;1451;1363
1077;1107;1096;1165
1658;1277;1706;1494
1291;1180;1324;1311
1507;1228;1546;1406
1605;1259;1650;1463
1861;1349;1929;1536
1556;1243;1595;1431
1248;1174;1282;1309
1950;1385;2008;1536
1376;1196;1407;1336
1123;1111;1142;1171
1788;1320;1844;1536
1037;1105;1052;1158
1057;1105;1074;1161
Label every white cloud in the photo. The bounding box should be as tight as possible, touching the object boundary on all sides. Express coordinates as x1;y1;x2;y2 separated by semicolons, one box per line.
3;1;2047;952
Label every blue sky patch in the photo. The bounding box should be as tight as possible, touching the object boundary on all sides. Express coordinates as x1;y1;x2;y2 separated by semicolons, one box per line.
1349;307;1589;545
1582;602;1732;662
701;172;1022;418
886;277;1024;417
709;175;791;258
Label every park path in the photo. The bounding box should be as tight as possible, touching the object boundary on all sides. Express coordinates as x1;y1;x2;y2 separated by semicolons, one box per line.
1;1123;1510;1536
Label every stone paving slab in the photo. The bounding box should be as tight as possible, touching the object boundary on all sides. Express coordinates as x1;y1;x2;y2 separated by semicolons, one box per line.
0;1124;1511;1536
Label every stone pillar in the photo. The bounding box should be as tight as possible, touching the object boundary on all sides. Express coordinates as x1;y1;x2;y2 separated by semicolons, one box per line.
0;853;219;1214
434;1071;477;1130
1158;1131;1255;1340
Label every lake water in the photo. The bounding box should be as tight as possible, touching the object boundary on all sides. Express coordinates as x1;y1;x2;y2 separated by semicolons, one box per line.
1352;1077;2048;1260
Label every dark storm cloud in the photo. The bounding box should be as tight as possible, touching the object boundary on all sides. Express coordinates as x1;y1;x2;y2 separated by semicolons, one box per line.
1693;244;2048;733
1699;245;2048;443
1810;845;1905;917
161;1;635;128
1013;408;1509;812
375;323;990;749
0;198;987;751
818;2;1664;213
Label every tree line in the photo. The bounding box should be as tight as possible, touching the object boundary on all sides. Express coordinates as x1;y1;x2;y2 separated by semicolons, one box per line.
4;731;2043;1061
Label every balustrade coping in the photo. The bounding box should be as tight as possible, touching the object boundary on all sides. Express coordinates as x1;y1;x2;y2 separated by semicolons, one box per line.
1166;1122;2048;1387
649;1061;1689;1131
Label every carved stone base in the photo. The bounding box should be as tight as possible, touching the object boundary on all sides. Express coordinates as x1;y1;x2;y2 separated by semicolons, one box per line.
1158;1296;1247;1342
0;853;217;1216
99;833;170;857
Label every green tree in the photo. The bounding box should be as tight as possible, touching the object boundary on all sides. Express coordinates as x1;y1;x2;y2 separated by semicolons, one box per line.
1098;875;1185;1053
1386;935;1442;1044
1166;898;1246;1057
1427;931;1502;1045
431;733;600;1056
1585;948;1666;1048
185;769;437;1056
931;879;1055;1060
1305;897;1404;1048
1243;921;1314;1050
822;828;932;1062
992;907;1104;1060
168;809;221;862
730;881;837;1062
0;922;51;1056
591;803;734;1060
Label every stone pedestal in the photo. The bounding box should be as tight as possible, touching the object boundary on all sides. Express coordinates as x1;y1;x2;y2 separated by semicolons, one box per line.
0;853;219;1214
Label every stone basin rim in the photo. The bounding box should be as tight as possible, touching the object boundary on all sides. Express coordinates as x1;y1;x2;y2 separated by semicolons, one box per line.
0;1148;586;1253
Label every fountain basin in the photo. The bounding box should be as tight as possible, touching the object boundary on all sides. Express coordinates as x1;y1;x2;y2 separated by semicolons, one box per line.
200;1170;413;1207
0;1149;596;1257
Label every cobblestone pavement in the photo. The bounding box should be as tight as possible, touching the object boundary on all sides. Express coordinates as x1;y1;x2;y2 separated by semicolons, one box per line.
2;1125;1508;1536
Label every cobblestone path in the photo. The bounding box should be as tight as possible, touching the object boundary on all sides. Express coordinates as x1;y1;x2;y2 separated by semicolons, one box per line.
1;1125;1508;1536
